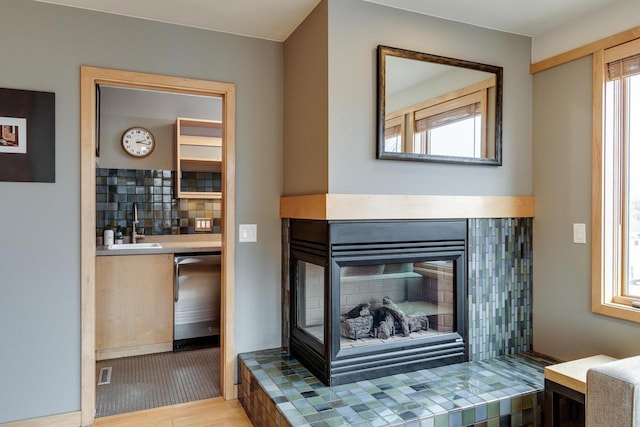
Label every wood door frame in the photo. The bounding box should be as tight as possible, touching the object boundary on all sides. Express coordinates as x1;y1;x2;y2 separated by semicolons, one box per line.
80;66;236;426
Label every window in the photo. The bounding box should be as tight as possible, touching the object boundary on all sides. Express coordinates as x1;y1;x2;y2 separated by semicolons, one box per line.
593;38;640;322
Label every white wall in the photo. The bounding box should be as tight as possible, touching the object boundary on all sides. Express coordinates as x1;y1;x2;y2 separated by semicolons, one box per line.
326;0;532;196
532;56;640;361
0;0;282;423
532;0;640;62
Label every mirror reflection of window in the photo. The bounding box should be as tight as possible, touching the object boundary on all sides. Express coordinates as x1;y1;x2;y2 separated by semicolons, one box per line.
414;99;484;157
387;80;492;158
427;114;482;157
384;116;404;152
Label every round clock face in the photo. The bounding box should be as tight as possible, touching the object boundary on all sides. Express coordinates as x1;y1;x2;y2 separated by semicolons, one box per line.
121;127;155;158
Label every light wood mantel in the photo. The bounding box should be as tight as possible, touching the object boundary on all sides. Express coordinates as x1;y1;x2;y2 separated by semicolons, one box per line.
280;194;535;220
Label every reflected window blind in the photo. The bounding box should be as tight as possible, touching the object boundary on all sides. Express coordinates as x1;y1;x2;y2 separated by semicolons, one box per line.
415;103;480;132
607;53;640;81
385;123;401;139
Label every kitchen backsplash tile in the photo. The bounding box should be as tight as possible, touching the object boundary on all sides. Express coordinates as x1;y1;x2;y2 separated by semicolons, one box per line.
180;171;221;193
96;168;221;237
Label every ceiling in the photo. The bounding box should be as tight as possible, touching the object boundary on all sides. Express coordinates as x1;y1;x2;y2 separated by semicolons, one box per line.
35;0;623;42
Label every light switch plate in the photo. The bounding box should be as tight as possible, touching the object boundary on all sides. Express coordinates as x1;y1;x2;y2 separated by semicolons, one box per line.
573;223;586;244
239;224;257;242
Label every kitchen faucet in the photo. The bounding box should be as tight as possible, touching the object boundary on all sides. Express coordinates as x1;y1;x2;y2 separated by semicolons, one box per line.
132;202;143;244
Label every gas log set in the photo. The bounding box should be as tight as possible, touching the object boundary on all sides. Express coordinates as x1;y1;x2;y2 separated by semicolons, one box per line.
341;297;435;340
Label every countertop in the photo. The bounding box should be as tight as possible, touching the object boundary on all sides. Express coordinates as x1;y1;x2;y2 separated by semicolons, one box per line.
96;234;222;256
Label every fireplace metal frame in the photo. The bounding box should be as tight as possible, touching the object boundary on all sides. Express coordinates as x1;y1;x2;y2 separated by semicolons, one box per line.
289;219;469;386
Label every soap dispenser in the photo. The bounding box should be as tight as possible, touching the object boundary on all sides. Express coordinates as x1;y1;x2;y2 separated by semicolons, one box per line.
103;228;114;246
115;226;123;244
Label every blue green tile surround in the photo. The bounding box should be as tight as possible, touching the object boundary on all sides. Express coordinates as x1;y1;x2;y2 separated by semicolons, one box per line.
95;168;221;236
467;218;533;361
239;349;550;427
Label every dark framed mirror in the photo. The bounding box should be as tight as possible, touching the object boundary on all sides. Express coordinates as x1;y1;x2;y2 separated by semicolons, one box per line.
377;45;503;165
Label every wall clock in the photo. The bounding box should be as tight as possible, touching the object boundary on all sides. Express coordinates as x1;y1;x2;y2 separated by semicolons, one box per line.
121;127;155;158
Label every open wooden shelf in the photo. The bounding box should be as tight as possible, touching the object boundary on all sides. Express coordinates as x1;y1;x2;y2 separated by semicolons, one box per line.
180;158;222;173
176;117;224;199
179;135;222;147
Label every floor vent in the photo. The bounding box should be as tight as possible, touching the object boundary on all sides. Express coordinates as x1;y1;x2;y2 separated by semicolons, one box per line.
97;367;112;385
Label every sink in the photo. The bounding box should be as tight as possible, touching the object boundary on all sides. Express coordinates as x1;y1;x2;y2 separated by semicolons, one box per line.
106;243;162;250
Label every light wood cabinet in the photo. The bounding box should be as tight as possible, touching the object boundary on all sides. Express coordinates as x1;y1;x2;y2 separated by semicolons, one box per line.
96;254;174;360
175;117;223;199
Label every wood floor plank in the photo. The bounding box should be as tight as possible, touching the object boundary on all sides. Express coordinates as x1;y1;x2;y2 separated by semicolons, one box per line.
94;397;251;427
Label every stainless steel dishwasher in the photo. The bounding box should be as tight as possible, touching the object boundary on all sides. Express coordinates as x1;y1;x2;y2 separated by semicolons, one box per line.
174;252;221;346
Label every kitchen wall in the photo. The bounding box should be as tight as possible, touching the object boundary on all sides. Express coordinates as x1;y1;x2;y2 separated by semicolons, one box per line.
97;86;222;171
0;0;282;423
96;88;223;237
532;56;640;361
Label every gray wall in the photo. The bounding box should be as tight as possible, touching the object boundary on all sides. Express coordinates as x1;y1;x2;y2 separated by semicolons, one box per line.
98;86;222;170
327;0;532;196
532;56;640;361
0;0;282;423
283;1;329;196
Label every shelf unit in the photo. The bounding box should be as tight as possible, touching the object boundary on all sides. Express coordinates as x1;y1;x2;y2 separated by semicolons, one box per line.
175;117;223;199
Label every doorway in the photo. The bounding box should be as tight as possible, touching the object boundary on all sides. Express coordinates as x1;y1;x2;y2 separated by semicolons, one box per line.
80;66;236;426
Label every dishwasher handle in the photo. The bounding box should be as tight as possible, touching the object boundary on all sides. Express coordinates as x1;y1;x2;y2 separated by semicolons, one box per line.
175;254;221;266
174;253;221;302
174;261;180;302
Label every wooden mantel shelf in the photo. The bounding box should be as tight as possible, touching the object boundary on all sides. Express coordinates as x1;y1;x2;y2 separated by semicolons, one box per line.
280;194;535;220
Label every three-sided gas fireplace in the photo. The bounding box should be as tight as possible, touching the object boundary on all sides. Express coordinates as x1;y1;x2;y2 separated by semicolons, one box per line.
288;219;468;386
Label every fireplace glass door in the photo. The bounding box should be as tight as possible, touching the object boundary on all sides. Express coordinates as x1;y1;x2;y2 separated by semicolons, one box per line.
339;260;455;350
296;260;325;344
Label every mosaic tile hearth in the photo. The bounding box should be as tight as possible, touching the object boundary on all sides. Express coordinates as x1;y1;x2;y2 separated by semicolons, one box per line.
239;349;550;427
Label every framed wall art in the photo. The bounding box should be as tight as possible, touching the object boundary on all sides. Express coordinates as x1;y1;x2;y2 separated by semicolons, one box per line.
0;87;55;182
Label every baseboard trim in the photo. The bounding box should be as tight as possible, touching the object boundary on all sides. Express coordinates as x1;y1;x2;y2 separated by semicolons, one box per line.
1;411;81;427
96;342;173;361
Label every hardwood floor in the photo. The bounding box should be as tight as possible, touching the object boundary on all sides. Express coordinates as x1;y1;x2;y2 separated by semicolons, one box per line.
94;397;251;426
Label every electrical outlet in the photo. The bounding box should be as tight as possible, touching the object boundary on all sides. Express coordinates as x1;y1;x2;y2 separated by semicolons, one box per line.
195;218;212;232
239;224;257;242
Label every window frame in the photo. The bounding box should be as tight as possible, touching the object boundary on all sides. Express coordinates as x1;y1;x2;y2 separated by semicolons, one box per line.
592;38;640;322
